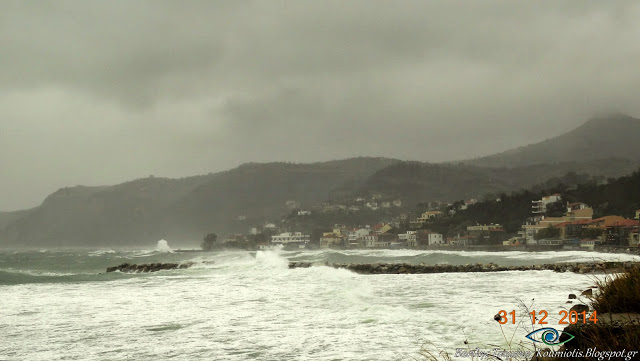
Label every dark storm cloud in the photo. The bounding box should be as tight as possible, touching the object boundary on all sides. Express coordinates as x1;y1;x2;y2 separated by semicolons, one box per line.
1;0;640;210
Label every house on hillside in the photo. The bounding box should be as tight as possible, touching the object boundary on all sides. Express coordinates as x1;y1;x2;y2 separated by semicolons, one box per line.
371;223;392;234
565;207;594;220
467;224;504;232
567;202;589;212
410;211;443;228
366;201;378;210
563;202;594;220
532;194;562;214
460;199;478;211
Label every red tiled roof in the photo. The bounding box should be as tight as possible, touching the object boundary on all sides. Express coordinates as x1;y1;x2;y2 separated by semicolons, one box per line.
554;219;594;227
609;219;640;227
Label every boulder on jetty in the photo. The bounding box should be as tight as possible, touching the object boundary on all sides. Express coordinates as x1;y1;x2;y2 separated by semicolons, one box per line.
106;262;194;273
288;261;635;275
288;262;312;269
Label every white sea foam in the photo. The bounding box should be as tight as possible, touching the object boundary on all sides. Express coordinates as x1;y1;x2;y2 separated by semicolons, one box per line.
0;249;626;360
155;239;173;253
254;246;289;270
87;249;116;257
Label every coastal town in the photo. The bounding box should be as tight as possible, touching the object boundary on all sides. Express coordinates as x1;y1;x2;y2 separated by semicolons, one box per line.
215;192;640;252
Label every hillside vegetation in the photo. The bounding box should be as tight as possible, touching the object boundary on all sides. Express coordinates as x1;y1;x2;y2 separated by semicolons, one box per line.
427;169;640;236
358;158;637;204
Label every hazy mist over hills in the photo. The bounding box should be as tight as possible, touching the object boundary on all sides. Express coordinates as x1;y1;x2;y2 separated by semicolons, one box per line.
3;2;640;212
1;115;640;246
465;114;640;167
3;2;640;246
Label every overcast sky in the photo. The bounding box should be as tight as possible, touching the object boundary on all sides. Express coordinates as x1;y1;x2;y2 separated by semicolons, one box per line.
1;1;640;211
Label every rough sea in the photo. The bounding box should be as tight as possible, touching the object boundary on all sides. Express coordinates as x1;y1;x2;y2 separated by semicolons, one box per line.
2;244;638;360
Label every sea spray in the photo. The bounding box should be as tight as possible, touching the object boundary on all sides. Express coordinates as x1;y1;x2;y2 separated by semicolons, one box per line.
254;245;288;269
155;239;173;253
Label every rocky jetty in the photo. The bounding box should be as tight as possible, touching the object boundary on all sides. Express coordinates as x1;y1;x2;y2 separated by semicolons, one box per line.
106;262;195;273
288;261;634;274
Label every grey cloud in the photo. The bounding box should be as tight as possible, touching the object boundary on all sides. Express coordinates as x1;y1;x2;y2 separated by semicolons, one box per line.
1;0;640;210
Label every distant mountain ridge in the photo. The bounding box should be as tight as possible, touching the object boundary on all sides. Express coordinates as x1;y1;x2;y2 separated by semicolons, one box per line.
2;115;640;247
0;158;400;246
463;114;640;167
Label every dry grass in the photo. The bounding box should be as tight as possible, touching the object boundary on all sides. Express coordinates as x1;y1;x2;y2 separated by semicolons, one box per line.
559;265;640;353
591;265;640;314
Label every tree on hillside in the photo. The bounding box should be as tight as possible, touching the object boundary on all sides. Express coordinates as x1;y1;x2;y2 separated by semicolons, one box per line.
534;226;561;240
545;201;566;217
201;233;218;251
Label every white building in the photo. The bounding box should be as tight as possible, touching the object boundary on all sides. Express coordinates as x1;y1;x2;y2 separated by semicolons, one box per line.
532;194;562;214
366;202;378;210
398;231;417;247
427;233;445;245
271;232;310;246
348;228;370;244
297;210;311;216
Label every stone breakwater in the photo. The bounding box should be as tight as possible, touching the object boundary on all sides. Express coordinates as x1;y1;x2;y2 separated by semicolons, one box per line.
106;262;195;273
288;261;635;274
